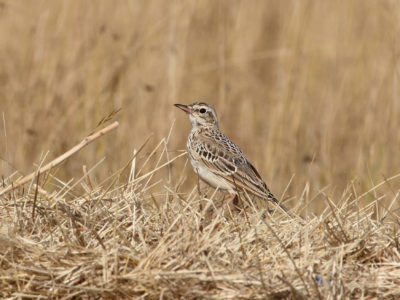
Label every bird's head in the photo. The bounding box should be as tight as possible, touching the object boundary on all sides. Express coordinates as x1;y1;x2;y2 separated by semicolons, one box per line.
174;102;219;129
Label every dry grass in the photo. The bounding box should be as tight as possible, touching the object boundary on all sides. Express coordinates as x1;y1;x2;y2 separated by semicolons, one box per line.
1;0;400;298
1;135;400;299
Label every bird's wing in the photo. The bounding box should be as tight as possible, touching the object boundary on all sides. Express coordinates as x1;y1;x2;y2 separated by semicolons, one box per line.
191;129;269;198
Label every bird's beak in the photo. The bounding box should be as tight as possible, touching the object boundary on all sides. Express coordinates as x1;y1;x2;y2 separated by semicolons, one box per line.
174;104;192;114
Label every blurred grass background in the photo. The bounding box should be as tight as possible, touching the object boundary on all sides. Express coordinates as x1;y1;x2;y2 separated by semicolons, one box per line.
1;0;399;212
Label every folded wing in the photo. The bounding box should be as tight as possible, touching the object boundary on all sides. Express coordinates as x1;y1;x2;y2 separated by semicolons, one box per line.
193;129;269;199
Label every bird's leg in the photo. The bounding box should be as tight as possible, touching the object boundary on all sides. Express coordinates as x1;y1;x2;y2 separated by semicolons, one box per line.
196;172;203;213
232;194;239;208
223;193;237;208
212;193;237;219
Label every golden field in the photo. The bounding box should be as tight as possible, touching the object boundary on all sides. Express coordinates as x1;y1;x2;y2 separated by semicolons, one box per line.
0;1;400;298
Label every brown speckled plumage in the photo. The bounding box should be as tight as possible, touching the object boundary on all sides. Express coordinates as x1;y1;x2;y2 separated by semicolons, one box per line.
175;102;289;213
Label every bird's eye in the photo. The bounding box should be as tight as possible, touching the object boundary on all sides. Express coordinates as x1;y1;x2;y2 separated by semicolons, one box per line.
199;108;206;114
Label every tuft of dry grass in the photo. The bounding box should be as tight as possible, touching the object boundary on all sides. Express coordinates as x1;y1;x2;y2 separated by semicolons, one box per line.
1;133;399;299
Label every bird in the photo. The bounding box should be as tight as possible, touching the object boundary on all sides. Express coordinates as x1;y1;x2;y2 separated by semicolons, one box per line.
174;102;290;215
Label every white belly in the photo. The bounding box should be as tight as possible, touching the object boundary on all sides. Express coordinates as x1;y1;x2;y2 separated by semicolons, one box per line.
190;159;234;193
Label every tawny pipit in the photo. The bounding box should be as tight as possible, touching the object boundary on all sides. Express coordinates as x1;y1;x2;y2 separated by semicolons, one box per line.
174;102;289;214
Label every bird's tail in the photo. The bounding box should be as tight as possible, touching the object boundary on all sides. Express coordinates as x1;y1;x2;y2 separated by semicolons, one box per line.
267;190;292;216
